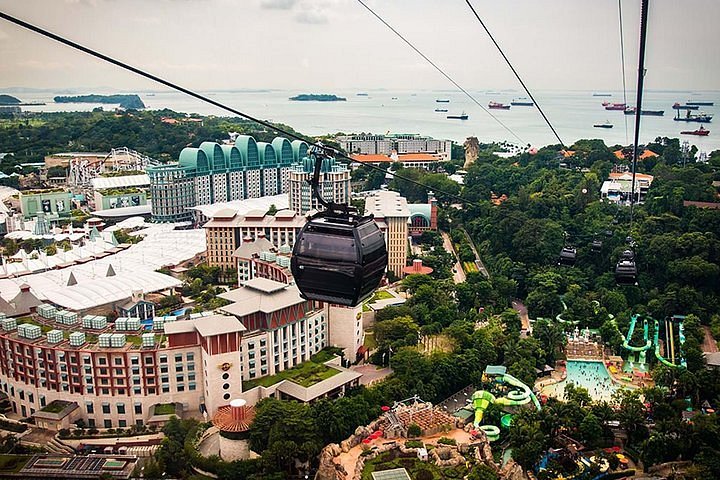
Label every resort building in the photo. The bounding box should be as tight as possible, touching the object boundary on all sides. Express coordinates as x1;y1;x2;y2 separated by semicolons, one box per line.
337;133;453;162
19;189;74;220
203;208;306;271
288;155;351;215
408;192;438;236
350;151;443;171
0;276;364;429
365;190;410;278
600;172;654;206
148;136;308;223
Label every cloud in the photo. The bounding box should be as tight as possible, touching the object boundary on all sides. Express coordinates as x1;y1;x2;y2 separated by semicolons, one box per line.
260;0;297;9
64;0;98;5
294;9;328;24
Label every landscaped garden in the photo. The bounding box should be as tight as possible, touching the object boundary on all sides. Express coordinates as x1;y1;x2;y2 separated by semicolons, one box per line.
242;348;342;390
0;454;30;474
361;450;468;480
154;403;176;416
40;400;72;414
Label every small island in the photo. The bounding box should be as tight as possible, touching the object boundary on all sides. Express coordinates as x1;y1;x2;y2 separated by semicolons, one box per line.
289;94;346;102
54;94;145;110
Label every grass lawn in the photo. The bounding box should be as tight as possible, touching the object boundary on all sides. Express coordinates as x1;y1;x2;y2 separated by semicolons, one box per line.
362;450;468;480
363;331;377;350
0;455;31;473
41;399;72;414
126;335;143;346
244;359;340;390
154;403;176;415
368;290;394;302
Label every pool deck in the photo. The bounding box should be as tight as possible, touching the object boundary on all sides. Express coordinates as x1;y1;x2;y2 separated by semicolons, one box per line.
537;356;647;402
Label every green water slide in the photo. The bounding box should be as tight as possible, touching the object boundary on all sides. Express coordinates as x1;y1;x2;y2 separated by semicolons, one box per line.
470;373;542;427
471;390;496;427
622;314;652;352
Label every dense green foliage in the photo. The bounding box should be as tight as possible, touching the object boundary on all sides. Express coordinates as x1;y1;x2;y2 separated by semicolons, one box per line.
0;110;309;174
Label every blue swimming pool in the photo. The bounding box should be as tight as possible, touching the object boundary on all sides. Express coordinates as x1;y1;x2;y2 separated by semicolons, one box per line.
541;360;621;402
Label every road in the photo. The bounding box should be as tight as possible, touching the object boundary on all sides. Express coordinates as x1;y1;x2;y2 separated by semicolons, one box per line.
441;231;466;284
512;299;531;334
702;326;718;353
460;228;489;278
351;364;392;386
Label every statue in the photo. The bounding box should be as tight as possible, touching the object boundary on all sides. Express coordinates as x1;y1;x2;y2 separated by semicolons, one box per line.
463;136;480;169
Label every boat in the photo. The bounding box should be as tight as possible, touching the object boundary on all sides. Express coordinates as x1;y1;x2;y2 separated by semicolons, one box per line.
672;102;699;110
436;99;450;103
356;93;369;96
146;93;155;97
593;121;613;128
488;101;510;109
624;107;664;116
434;108;448;112
391;97;398;100
593;93;612;97
447;112;468;120
604;102;626;110
680;126;709;136
511;98;534;106
674;111;713;123
687;101;714;106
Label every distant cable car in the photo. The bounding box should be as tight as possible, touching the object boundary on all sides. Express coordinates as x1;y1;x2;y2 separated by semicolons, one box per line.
615;249;638;285
557;246;577;267
291;147;387;307
591;240;603;252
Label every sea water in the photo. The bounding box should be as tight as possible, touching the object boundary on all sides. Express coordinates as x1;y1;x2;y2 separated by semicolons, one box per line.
14;89;720;151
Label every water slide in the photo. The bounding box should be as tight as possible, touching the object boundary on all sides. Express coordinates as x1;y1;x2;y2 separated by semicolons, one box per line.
654;317;687;368
470;373;542;428
622;314;652;352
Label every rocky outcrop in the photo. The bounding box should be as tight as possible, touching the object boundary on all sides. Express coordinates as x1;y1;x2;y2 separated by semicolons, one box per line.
430;446;465;468
499;459;529;480
316;443;346;480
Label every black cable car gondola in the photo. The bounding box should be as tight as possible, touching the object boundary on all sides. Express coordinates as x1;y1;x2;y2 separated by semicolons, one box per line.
557;246;577;267
591;239;603;252
291;147;388;307
615;249;638;285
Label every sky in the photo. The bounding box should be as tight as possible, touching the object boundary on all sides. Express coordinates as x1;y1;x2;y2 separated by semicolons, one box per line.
0;0;718;93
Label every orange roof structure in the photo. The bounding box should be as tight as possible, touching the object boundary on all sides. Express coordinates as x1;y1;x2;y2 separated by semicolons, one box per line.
559;150;575;158
351;154;392;163
403;259;433;276
396;153;438;161
609;172;654;182
614;149;659;160
212;399;256;433
350;153;440;163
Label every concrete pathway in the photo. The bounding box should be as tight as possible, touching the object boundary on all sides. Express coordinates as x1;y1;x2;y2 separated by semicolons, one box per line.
460;228;489;278
702;326;718;353
351;364;392;386
512;299;531;333
441;232;466;284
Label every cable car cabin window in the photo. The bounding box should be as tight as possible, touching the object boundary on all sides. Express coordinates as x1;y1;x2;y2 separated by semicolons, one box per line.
297;232;357;262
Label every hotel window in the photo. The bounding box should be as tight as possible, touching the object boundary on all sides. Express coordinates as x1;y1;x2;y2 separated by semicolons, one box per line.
133;387;142;395
102;403;110;414
117;403;125;414
114;358;123;366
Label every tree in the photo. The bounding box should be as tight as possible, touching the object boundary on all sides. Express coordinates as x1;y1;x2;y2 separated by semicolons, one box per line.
579;413;603;446
467;464;498;480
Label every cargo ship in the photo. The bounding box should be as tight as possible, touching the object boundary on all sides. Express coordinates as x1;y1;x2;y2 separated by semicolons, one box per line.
447;112;468;120
436;99;450;103
680;126;709;136
593;93;612;97
674;111;713;123
624;107;664;116
511;98;534;106
593;121;613;128
603;102;626;110
488;101;510;109
687;101;714;106
434;108;448;112
672;102;699;110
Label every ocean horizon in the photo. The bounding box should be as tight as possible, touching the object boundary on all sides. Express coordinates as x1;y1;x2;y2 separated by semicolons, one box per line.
10;88;720;153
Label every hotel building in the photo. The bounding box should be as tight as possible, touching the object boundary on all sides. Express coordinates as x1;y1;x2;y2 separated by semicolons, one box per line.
364;190;410;278
288;156;351;215
203;209;307;271
148;136;309;223
0;276;364;429
337;133;453;162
